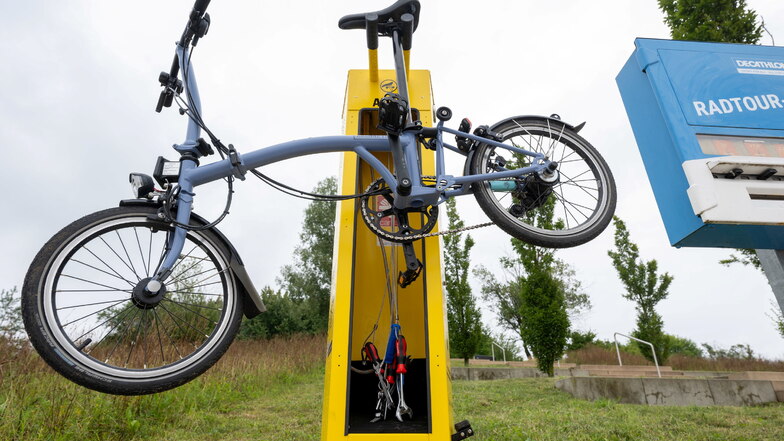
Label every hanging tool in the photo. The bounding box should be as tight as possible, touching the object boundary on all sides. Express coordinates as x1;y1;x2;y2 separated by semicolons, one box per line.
364;342;394;423
394;329;413;421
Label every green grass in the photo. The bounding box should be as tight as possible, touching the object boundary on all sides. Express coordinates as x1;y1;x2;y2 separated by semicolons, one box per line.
454;378;784;441
2;336;783;441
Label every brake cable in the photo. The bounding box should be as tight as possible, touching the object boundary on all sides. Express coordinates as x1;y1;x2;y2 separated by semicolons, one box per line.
175;45;386;204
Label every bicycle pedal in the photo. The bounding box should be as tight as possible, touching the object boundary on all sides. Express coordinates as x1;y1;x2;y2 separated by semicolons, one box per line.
397;265;422;288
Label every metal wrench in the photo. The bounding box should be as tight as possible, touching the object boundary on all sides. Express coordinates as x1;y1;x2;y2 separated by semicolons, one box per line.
395;373;413;421
394;333;413;421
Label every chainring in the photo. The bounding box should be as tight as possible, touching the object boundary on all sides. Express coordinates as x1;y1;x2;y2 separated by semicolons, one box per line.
359;178;439;243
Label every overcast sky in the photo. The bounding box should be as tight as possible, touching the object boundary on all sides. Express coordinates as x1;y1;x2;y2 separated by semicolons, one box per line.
2;0;784;359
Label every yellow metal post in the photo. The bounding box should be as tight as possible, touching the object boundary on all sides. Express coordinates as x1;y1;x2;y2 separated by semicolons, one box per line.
368;49;379;83
320;67;454;440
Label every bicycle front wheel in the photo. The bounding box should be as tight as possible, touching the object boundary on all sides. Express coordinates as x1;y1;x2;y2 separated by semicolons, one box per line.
22;206;243;395
469;117;616;248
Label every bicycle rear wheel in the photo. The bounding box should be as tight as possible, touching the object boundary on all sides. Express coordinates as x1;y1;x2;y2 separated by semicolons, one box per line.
22;206;242;395
469;116;616;248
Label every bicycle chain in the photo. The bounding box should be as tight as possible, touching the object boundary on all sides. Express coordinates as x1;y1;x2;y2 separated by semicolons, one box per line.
359;176;494;243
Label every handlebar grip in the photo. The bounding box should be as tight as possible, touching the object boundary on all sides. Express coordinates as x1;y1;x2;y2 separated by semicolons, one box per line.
365;13;379;50
400;13;414;51
193;0;211;14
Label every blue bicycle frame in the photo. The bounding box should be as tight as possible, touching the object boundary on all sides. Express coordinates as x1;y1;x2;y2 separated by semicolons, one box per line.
150;34;550;286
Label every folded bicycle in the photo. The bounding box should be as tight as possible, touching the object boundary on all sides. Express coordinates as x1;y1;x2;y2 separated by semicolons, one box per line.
22;0;616;395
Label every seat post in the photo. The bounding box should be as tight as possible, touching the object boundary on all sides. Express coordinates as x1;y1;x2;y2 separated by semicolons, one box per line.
392;29;412;124
366;13;379;83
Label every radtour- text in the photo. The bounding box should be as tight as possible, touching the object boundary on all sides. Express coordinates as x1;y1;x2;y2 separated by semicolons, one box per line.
692;94;783;116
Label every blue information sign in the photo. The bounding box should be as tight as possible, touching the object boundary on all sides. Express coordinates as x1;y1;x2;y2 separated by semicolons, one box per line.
617;39;784;249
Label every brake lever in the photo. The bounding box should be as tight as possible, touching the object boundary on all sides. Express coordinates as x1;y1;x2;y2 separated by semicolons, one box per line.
191;13;211;47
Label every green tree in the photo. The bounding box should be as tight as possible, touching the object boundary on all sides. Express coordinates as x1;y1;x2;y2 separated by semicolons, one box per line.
443;199;484;366
665;334;704;358
519;268;570;376
701;342;756;359
719;249;761;270
657;0;762;44
607;216;673;363
277;177;337;332
238;287;313;339
566;329;597;352
477;196;588;375
0;287;22;339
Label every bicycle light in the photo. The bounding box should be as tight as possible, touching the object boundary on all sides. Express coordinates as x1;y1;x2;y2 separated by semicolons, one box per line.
129;173;155;199
153;156;181;186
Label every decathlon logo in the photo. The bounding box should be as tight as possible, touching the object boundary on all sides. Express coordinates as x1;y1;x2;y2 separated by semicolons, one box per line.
693;94;784;116
380;79;398;93
735;59;784;76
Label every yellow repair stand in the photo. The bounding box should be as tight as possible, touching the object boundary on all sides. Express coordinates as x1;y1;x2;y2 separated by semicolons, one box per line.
320;58;454;439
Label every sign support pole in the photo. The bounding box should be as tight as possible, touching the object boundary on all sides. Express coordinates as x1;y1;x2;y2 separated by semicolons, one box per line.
755;250;784;315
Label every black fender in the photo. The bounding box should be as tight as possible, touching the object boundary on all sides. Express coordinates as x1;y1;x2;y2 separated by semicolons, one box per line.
462;114;586;180
489;114;585;133
119;199;266;318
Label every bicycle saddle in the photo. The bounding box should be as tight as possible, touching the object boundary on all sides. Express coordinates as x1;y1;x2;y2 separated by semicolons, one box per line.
338;0;421;35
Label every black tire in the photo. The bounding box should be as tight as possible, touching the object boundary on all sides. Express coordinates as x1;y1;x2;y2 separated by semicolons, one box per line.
469;117;616;248
22;206;243;395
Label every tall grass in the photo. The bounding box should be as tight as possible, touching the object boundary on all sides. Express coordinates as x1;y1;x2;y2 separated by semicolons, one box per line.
566;344;784;372
0;334;326;441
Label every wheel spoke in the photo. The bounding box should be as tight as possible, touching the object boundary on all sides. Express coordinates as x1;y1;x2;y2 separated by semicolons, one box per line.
99;236;140;282
165;245;200;282
125;307;147;367
70;258;136;288
153;308;167;364
134;228;149;278
147;228;154;278
553;191;591;221
183;268;229;290
553;189;580;227
57;298;131;311
560;181;599;201
163;299;222;311
163;298;219;326
104;307;141;363
154;308;184;360
83;246;136;288
81;305;136;353
159;302;209;341
115;230;140;280
167;290;222;297
167;258;216;286
59;274;132;293
142;310;150;369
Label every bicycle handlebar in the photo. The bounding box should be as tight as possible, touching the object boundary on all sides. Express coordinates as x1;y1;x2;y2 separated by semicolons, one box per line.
156;0;212;112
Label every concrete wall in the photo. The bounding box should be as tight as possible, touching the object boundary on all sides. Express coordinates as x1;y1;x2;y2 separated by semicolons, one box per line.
555;377;778;407
450;367;587;380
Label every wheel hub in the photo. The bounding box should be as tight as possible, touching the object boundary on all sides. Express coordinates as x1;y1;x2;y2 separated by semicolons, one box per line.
511;173;559;214
132;277;167;309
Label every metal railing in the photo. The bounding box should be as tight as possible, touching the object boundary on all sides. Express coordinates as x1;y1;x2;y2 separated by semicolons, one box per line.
490;341;506;363
613;332;661;378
